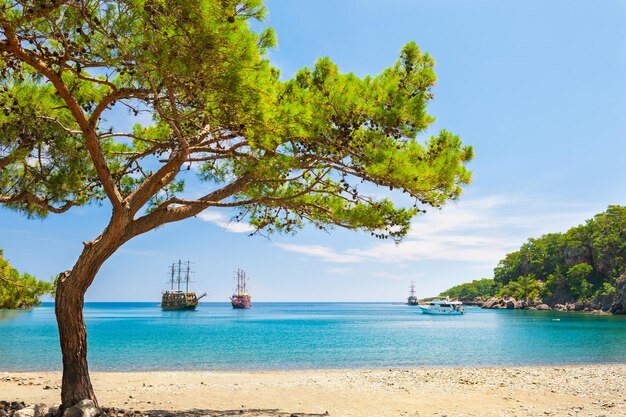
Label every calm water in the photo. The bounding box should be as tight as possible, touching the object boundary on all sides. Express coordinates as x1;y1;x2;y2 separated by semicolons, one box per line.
1;302;625;371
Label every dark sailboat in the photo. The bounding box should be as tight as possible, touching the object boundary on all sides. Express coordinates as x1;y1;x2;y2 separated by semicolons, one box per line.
230;268;252;309
407;281;418;306
161;260;207;310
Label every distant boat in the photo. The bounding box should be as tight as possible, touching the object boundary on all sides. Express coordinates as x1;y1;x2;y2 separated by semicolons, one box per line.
230;268;252;309
407;281;418;306
161;260;207;311
419;297;464;315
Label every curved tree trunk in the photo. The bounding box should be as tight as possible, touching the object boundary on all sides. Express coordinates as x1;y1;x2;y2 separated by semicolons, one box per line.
55;221;128;409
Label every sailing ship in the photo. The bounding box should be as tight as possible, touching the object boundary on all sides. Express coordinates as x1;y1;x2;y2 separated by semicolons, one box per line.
230;268;252;309
407;281;419;306
161;260;207;311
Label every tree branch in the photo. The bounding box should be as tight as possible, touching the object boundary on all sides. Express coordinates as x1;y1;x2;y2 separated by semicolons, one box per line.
0;192;79;214
1;26;125;212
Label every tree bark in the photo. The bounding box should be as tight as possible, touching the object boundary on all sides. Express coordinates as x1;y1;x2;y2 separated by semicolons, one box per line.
55;273;97;408
55;219;128;409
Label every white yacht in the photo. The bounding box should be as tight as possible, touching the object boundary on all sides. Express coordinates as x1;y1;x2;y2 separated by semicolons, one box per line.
419;297;464;315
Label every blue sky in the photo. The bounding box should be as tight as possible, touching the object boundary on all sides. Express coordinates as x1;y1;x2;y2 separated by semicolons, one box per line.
1;0;626;302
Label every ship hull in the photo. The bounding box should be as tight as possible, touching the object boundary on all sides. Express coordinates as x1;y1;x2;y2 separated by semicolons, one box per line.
161;291;200;311
419;307;464;315
231;295;252;309
161;301;198;311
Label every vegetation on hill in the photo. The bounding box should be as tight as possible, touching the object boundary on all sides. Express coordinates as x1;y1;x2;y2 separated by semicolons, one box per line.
440;205;626;309
440;278;497;301
0;249;53;309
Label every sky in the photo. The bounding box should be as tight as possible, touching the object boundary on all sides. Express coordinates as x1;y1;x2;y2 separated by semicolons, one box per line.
1;0;626;302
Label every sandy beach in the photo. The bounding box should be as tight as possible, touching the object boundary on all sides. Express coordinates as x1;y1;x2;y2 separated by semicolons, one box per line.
1;365;625;417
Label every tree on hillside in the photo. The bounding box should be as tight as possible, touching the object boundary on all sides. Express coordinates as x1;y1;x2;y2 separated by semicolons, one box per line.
498;274;542;302
439;278;496;300
0;0;473;408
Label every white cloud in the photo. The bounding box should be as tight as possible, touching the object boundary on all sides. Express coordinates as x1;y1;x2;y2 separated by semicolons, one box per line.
273;193;596;267
274;243;362;263
197;211;256;233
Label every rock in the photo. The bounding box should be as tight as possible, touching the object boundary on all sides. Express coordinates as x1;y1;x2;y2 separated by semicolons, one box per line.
505;299;516;309
554;304;566;311
33;404;49;417
63;400;99;417
15;406;35;417
48;405;59;417
482;298;496;309
574;302;587;311
536;304;551;310
11;402;26;411
610;273;626;314
0;409;8;417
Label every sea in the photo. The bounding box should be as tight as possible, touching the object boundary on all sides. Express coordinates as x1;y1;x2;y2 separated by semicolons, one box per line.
1;302;625;371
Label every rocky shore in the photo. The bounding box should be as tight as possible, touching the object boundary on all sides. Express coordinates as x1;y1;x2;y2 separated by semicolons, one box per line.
476;295;625;314
474;270;626;314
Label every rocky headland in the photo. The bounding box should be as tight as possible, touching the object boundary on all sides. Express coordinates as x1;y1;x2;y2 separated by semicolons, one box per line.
475;273;626;314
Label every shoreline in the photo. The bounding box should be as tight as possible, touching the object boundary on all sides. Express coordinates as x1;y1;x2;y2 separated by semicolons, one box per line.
2;364;625;417
3;359;626;373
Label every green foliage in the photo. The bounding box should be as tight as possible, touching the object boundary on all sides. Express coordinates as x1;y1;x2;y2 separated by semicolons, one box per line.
0;249;53;309
498;274;542;302
0;0;472;242
440;278;497;300
566;263;593;301
493;206;626;303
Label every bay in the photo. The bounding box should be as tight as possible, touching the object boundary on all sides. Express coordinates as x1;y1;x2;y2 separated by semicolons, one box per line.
1;302;625;371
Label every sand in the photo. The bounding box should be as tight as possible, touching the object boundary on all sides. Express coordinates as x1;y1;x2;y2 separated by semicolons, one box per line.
1;365;625;417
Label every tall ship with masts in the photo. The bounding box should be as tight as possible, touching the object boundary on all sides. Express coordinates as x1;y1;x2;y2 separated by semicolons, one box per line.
230;268;252;309
407;281;418;306
161;260;207;311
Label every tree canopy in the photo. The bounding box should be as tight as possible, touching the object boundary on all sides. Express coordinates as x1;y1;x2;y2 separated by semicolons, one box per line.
0;248;53;309
0;0;472;238
439;278;497;301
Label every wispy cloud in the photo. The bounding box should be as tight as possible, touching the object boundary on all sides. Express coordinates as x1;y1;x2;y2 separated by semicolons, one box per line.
274;194;595;267
197;210;255;233
275;243;362;263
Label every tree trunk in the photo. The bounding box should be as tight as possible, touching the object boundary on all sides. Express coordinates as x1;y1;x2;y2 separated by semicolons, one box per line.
55;274;97;408
55;222;128;409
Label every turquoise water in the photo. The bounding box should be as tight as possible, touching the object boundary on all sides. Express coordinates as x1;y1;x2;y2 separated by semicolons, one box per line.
1;302;625;371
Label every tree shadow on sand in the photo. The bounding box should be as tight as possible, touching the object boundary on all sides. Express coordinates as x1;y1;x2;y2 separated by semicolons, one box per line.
144;408;329;417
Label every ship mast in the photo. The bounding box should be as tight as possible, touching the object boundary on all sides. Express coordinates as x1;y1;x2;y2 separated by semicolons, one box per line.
185;260;191;293
235;268;248;295
170;263;175;290
409;281;416;297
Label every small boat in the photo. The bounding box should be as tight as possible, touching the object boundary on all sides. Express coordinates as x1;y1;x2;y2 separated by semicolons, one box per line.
230;268;252;309
419;297;464;315
407;281;419;306
161;260;207;311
